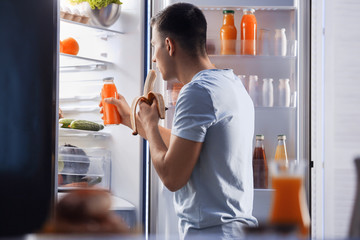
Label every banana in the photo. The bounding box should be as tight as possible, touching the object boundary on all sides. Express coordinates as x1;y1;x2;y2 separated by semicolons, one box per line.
130;70;166;135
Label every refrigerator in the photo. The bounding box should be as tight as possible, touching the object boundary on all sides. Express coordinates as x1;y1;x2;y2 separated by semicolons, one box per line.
149;0;310;238
0;0;311;237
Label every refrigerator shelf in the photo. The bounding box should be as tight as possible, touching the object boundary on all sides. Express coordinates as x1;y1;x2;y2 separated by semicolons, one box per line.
166;0;297;9
60;105;100;113
60;18;125;36
60;53;111;72
60;95;101;102
255;106;296;110
209;55;297;60
59;128;111;138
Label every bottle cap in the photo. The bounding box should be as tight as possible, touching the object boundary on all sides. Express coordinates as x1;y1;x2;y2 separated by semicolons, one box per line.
256;135;264;140
223;10;235;14
243;8;255;14
103;77;114;82
249;75;258;80
277;135;286;140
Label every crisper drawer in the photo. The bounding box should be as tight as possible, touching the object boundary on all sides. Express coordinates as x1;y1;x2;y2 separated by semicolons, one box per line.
58;145;111;191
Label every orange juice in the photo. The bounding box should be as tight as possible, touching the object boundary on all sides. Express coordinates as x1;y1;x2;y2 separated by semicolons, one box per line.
220;10;237;55
269;176;310;236
101;77;121;125
240;9;257;55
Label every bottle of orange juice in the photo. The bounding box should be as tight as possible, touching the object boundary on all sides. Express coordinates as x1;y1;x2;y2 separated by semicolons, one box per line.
101;77;121;125
274;135;289;169
220;10;237;55
240;8;257;55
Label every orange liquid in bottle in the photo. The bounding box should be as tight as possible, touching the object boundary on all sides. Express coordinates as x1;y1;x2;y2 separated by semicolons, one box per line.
220;10;237;55
269;176;310;237
101;78;121;125
241;9;257;55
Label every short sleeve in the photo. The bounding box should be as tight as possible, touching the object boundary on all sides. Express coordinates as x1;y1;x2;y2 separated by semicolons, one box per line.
171;82;216;142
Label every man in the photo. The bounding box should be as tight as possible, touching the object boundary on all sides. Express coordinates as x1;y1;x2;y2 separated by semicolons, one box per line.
102;3;257;239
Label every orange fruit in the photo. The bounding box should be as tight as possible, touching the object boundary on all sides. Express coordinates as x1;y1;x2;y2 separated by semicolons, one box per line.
61;37;79;55
59;41;64;53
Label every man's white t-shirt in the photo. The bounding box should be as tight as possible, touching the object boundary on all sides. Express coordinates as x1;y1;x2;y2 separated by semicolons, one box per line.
171;69;258;239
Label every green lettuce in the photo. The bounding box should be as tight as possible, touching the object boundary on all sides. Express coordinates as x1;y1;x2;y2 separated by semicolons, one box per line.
69;0;122;10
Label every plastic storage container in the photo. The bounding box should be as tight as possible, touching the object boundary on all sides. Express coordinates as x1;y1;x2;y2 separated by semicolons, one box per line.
58;145;111;191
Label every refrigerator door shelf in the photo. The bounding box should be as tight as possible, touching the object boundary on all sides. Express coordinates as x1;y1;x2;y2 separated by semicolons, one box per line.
60;105;100;113
61;18;125;36
60;95;101;102
165;0;297;9
60;53;110;72
59;127;111;139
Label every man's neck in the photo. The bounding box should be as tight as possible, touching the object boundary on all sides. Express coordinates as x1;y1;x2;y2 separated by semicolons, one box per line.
175;55;215;85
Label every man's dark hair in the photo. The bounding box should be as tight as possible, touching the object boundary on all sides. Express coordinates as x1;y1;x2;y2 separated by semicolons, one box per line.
151;3;207;57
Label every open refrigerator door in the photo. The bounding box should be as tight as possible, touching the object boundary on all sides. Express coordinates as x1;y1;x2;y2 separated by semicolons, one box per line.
149;0;310;238
57;0;147;229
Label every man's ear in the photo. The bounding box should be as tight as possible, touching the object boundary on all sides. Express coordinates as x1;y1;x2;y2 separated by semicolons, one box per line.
165;37;175;56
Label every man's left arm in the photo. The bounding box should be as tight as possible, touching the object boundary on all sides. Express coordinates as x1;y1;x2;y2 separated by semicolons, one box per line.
138;100;202;192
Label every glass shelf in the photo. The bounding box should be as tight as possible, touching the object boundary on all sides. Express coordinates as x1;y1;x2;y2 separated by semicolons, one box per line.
60;105;100;113
209;55;296;60
60;95;101;102
60;18;124;36
255;106;296;110
59;128;111;139
60;53;111;72
166;0;297;9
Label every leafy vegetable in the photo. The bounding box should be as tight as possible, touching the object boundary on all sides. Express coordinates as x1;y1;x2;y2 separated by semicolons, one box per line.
69;0;122;10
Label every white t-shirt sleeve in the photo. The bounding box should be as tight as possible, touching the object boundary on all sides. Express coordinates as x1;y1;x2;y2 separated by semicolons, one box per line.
171;82;216;142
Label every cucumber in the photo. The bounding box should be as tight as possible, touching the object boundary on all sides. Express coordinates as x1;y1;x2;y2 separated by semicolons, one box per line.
59;118;75;128
70;120;103;131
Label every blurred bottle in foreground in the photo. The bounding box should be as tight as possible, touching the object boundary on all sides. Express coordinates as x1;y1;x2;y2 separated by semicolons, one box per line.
269;160;310;238
253;134;268;189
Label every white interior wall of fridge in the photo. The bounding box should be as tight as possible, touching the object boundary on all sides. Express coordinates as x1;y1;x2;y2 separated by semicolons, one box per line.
150;0;302;237
58;0;145;225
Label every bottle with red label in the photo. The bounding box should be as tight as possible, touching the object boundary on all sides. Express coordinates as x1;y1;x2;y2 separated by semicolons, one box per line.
101;77;121;125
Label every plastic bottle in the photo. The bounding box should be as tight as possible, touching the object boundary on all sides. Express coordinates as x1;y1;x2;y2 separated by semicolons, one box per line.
241;8;257;55
274;28;287;56
262;78;274;107
220;10;237;55
238;75;248;92
253;134;268;189
258;28;270;56
248;75;260;107
101;77;121;125
278;78;291;107
274;135;288;169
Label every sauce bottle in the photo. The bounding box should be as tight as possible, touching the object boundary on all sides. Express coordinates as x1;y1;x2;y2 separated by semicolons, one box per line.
274;134;289;169
253;134;268;189
241;8;257;55
220;10;237;55
101;77;121;125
